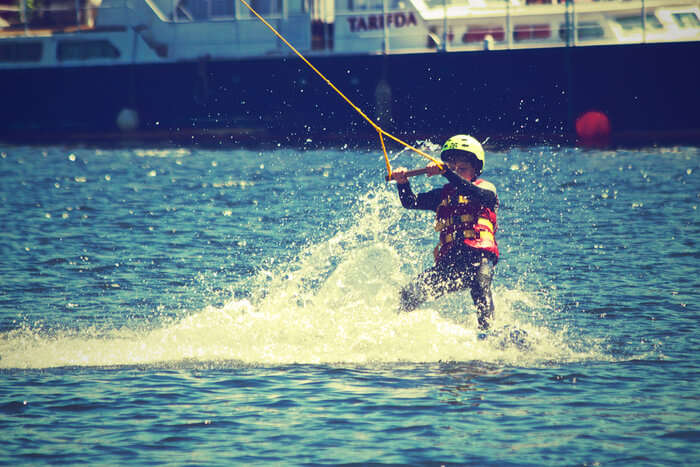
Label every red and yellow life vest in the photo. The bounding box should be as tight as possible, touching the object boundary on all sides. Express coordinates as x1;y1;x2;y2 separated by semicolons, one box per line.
433;180;499;262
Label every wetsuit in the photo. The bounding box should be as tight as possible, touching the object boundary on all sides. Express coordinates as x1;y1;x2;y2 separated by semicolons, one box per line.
396;168;498;330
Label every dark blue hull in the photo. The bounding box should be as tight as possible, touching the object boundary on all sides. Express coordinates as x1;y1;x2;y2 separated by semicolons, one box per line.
3;40;700;146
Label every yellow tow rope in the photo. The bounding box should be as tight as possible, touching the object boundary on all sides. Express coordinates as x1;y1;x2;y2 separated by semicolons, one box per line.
236;0;443;179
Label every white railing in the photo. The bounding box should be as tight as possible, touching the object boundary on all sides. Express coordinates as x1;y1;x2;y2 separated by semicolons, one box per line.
332;0;700;53
2;0;697;52
0;0;132;33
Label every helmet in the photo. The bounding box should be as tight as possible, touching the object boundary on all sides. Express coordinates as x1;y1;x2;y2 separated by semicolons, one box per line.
440;134;485;175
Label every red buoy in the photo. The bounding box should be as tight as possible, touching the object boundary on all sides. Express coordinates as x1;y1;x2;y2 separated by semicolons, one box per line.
575;111;611;147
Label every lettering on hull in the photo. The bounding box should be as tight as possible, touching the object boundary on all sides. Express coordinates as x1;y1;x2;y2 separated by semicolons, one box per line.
347;12;418;33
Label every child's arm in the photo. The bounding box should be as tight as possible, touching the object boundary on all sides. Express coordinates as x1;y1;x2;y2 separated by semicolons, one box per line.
397;182;443;210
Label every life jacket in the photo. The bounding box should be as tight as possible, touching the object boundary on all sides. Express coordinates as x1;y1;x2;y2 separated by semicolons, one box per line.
433;179;499;263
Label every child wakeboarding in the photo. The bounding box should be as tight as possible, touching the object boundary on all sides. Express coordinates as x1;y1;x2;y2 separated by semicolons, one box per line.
392;135;499;330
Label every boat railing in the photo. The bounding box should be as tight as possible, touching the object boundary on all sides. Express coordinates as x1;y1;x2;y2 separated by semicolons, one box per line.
1;0;697;52
0;0;301;38
0;0;137;35
333;0;700;52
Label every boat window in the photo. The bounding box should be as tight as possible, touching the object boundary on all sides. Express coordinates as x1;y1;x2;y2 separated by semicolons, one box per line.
245;0;283;15
672;12;700;28
0;42;42;62
287;0;306;13
211;0;235;17
342;0;404;11
463;25;504;43
344;0;378;10
558;22;605;41
57;40;120;61
423;0;471;7
177;0;209;20
615;14;663;32
424;0;507;8
513;23;550;41
576;21;604;40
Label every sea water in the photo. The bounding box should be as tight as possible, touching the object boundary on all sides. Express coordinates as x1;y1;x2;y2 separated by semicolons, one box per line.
0;143;698;465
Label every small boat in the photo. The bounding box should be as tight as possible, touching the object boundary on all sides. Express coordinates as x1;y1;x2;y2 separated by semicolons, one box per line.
1;0;699;145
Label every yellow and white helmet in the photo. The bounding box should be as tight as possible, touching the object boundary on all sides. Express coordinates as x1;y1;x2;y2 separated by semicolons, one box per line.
440;134;485;175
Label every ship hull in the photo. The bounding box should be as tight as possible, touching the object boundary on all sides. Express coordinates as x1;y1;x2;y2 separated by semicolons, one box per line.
3;40;700;146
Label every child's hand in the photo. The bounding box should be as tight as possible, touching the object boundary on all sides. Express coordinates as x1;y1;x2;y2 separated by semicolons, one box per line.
426;163;445;176
392;167;409;184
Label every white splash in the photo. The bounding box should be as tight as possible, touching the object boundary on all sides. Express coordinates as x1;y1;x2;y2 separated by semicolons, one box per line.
0;187;604;369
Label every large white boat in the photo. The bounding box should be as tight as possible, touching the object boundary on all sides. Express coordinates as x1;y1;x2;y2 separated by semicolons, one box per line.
1;0;699;145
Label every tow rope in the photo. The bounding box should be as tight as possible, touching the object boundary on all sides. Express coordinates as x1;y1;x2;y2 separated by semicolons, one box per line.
236;0;443;180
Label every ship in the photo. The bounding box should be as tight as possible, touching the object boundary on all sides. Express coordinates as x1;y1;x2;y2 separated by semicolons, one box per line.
1;0;699;146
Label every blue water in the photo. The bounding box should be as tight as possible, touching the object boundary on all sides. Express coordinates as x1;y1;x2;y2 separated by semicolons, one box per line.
1;143;698;465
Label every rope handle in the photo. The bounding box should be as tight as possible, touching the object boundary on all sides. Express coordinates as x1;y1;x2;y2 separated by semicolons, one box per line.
384;167;432;181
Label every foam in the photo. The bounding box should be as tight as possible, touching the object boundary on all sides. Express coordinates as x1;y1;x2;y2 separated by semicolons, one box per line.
0;186;606;369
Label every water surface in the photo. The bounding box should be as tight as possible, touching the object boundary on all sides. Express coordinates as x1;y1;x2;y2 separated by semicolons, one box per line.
1;143;698;464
